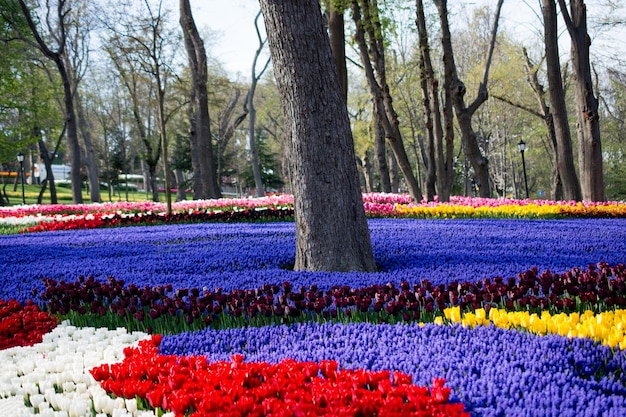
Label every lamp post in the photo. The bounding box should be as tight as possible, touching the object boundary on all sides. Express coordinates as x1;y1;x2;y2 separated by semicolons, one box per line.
517;139;529;199
16;152;25;204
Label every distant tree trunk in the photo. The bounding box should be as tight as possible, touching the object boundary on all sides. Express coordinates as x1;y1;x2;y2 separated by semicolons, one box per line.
357;154;372;192
326;7;348;102
542;0;582;201
246;11;271;198
76;94;101;202
374;108;391;193
494;47;564;200
440;13;456;202
260;0;376;272
416;0;436;202
388;149;400;193
557;0;605;201
187;101;203;199
174;168;186;201
38;140;57;204
351;0;422;202
416;0;450;202
435;0;503;198
216;89;244;180
180;0;221;199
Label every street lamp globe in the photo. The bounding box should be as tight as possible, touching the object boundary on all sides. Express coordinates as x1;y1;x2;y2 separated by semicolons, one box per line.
17;152;24;163
517;139;526;153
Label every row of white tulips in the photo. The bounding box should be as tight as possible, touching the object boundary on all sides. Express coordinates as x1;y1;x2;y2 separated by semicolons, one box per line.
0;321;172;417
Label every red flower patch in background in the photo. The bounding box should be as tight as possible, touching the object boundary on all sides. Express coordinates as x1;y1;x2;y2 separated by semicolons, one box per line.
91;335;469;417
0;299;59;350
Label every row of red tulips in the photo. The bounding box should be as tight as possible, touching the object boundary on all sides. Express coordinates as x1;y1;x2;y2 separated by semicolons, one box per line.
0;301;469;416
21;208;294;233
0;299;58;350
91;335;469;417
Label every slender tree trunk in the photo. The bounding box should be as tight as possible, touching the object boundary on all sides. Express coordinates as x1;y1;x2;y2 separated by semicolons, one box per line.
326;7;348;102
260;0;376;272
18;0;83;204
542;0;582;201
388;149;399;193
351;0;421;201
57;62;83;203
76;94;101;202
557;0;605;201
416;0;436;202
187;109;203;199
180;0;221;199
363;152;375;192
521;48;563;200
246;11;270;198
416;0;450;202
247;89;264;197
435;0;503;198
374;108;391;193
174;169;186;201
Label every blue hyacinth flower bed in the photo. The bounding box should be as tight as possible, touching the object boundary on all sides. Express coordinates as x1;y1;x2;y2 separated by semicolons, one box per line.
2;218;626;416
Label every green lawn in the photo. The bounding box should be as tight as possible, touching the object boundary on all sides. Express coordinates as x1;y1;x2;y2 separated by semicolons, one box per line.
2;182;153;206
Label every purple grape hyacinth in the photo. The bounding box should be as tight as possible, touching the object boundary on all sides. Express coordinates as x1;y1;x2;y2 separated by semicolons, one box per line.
1;219;626;303
160;321;626;417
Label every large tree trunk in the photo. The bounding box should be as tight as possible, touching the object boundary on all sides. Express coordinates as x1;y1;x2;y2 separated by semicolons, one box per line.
542;0;582;201
557;0;605;201
180;0;221;200
260;0;376;272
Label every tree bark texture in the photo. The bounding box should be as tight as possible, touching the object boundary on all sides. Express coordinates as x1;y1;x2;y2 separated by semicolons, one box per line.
180;0;221;199
557;0;605;201
542;0;582;201
259;0;377;272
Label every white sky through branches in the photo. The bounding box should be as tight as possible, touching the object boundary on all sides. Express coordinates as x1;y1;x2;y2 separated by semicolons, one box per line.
173;0;624;80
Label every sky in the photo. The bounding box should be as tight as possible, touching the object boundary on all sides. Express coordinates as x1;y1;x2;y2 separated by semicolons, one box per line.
173;0;624;80
185;0;267;80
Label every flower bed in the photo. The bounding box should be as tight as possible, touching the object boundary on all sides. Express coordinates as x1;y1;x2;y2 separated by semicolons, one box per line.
1;196;626;415
0;300;58;350
91;336;468;416
2;218;626;303
2;194;626;234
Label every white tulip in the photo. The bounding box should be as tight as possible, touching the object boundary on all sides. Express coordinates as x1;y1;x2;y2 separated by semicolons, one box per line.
28;393;44;408
125;397;137;412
